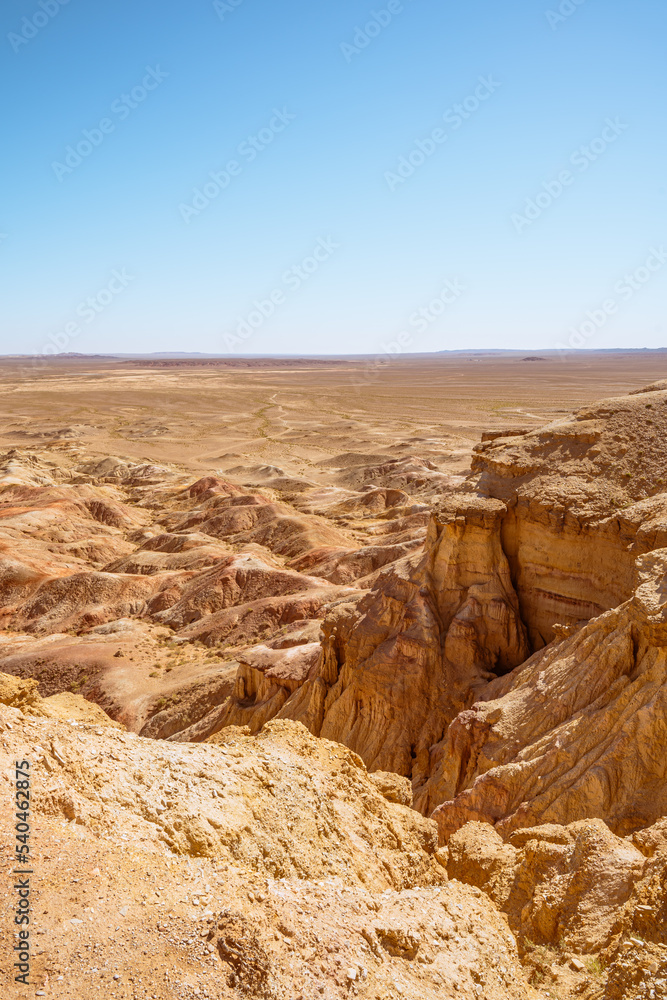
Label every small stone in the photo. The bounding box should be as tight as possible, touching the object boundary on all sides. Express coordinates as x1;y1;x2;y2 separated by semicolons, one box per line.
119;906;129;917
570;958;586;972
434;847;448;868
346;967;357;981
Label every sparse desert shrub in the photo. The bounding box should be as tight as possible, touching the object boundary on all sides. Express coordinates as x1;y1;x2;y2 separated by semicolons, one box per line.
586;956;605;977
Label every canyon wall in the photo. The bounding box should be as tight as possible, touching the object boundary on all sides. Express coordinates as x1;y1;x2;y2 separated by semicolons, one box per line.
218;384;667;842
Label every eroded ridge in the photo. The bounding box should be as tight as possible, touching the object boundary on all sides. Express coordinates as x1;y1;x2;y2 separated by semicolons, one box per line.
3;378;667;997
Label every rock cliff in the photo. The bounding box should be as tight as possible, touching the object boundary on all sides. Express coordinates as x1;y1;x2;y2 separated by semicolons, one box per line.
3;380;667;997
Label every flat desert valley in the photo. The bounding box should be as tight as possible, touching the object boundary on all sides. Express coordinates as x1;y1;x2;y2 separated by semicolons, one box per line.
2;351;667;1000
2;351;665;475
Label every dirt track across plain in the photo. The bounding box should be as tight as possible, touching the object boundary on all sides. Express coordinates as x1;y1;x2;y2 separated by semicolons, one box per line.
1;352;665;478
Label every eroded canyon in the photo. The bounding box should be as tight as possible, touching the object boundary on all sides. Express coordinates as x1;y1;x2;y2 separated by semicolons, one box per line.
1;353;667;1000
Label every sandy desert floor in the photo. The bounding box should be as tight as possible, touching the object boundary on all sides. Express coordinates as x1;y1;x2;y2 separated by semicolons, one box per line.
2;352;665;477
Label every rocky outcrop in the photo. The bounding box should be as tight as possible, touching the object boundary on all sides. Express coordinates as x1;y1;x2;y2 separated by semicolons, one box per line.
426;495;530;674
492;481;667;646
442;813;667;995
427;548;667;839
238;495;530;788
214;641;322;734
0;670;123;727
444;812;667;996
473;385;667;500
447;819;644;952
0;703;535;1000
473;387;667;645
251;386;667;838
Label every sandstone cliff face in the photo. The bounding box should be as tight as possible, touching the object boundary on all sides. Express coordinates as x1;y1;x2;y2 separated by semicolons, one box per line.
213;640;322;734
215;495;531;784
277;559;447;781
495;481;667;647
426;495;530;674
473;386;667;645
244;386;667;831
426;548;667;839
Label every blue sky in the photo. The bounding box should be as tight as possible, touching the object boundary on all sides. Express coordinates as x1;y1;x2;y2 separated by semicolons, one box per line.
1;0;665;355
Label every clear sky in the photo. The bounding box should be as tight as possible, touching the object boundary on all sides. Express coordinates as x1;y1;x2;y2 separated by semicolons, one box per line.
2;0;666;356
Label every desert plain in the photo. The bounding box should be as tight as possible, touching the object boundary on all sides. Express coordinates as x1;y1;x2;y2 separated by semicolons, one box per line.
1;350;667;1000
